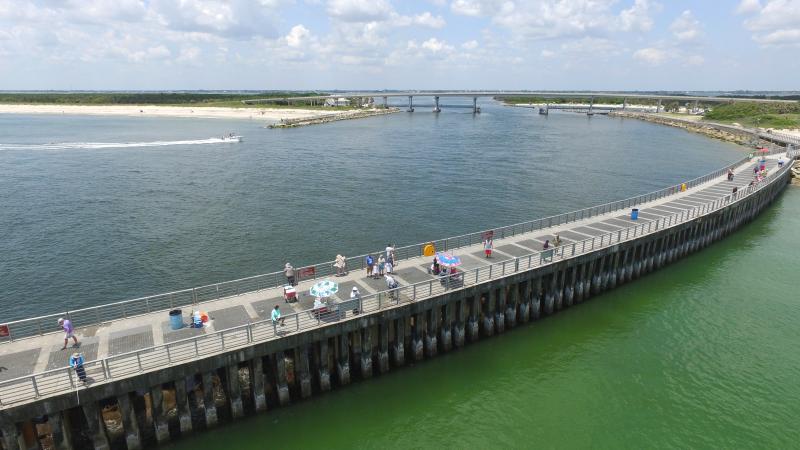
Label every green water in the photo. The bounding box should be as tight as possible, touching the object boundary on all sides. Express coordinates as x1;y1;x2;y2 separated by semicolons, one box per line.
165;188;800;449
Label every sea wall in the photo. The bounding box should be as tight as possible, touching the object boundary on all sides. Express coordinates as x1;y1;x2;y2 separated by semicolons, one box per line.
0;160;792;450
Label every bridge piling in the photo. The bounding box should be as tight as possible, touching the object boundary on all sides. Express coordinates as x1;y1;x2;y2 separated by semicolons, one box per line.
82;401;110;450
201;372;218;428
433;96;441;113
425;308;438;358
407;96;414;112
297;347;313;398
441;300;453;352
174;377;194;433
378;321;390;373
317;340;332;392
494;288;506;333
117;393;142;450
150;386;170;444
360;327;373;379
275;351;291;405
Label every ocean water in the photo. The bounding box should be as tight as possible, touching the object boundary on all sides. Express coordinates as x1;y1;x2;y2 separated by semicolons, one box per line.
4;100;798;448
0;101;744;320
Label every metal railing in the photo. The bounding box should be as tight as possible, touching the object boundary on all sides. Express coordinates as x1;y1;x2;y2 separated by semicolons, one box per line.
2;150;774;342
0;156;794;408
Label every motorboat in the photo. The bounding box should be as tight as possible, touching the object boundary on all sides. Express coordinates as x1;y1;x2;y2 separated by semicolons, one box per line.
220;133;243;142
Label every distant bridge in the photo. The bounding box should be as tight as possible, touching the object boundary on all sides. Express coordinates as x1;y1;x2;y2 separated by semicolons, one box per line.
242;91;797;114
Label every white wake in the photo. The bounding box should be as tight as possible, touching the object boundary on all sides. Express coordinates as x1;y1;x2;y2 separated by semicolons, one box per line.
0;138;238;151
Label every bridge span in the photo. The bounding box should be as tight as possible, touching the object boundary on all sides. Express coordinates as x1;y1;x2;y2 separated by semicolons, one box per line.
0;135;797;449
243;91;797;114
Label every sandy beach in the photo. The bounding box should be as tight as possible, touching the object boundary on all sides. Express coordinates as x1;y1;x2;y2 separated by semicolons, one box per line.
0;103;346;122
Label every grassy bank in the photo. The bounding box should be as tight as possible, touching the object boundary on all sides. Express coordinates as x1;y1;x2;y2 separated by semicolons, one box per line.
703;102;800;129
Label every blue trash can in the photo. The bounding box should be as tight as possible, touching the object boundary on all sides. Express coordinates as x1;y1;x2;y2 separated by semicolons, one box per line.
631;208;639;220
169;309;183;330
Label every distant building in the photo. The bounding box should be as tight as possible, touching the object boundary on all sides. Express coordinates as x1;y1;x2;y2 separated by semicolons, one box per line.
324;97;350;107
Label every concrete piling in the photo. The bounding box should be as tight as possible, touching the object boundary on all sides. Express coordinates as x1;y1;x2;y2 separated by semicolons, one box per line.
117;394;142;450
201;372;218;428
318;340;332;392
174;377;194;434
82;402;110;450
297;347;313;398
47;412;71;450
441;301;453;352
275;352;291;405
360;328;373;379
335;335;351;387
226;365;244;419
378;321;390;373
150;386;170;444
424;308;438;358
494;289;506;333
393;317;406;366
412;313;424;361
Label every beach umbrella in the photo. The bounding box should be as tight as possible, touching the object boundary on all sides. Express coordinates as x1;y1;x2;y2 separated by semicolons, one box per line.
435;252;462;267
310;279;338;298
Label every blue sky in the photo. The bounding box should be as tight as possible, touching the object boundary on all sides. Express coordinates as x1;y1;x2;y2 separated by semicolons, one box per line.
0;0;798;90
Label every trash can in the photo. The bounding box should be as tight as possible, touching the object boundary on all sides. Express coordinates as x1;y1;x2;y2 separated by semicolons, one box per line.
631;208;639;220
169;309;183;330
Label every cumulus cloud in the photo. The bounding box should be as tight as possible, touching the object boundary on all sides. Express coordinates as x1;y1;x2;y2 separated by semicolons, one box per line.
327;0;394;22
736;0;762;14
619;0;660;32
413;12;446;28
461;39;478;49
739;0;800;47
633;47;668;65
670;10;702;42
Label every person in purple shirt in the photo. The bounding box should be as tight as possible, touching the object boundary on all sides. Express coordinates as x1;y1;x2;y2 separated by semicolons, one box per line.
58;318;79;350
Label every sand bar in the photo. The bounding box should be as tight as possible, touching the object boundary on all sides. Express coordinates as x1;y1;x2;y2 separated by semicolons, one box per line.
0;104;347;122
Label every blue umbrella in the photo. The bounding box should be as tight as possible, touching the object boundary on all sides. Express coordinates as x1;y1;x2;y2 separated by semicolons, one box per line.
435;252;462;267
310;279;339;298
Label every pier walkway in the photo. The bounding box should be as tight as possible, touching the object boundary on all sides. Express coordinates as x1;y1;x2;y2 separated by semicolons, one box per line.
0;149;793;408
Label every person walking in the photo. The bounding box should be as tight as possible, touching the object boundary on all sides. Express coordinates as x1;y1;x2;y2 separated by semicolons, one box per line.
554;233;562;247
377;254;386;277
334;254;347;276
70;352;87;383
365;254;375;278
483;238;493;258
271;305;286;327
58;318;78;350
284;263;296;286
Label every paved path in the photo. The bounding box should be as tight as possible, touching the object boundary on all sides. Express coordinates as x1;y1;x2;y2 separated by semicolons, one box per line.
0;154;785;406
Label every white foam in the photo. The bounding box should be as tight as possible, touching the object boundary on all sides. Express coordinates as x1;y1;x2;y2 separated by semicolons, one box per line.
0;138;238;151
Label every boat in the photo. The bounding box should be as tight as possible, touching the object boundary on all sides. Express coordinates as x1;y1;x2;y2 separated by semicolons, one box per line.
220;133;243;142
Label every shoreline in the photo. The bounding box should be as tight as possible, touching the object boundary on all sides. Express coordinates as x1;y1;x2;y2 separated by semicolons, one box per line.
609;111;762;147
0;103;350;122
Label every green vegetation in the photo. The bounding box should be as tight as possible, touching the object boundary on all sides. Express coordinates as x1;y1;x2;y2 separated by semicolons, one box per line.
0;92;352;109
495;96;661;106
704;102;800;129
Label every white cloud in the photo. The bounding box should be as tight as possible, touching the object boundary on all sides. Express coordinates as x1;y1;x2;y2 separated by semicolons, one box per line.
670;10;702;42
327;0;394;22
541;49;555;57
450;0;494;17
421;37;453;53
740;0;800;47
736;0;762;14
686;54;704;65
413;12;446;28
619;0;660;32
461;39;479;50
285;24;312;48
633;47;668;65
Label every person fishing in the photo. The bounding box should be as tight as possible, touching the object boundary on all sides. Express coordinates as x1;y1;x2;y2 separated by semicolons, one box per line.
70;352;87;383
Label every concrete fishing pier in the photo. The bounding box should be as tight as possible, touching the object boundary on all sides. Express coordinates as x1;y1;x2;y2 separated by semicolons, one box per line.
0;137;797;449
